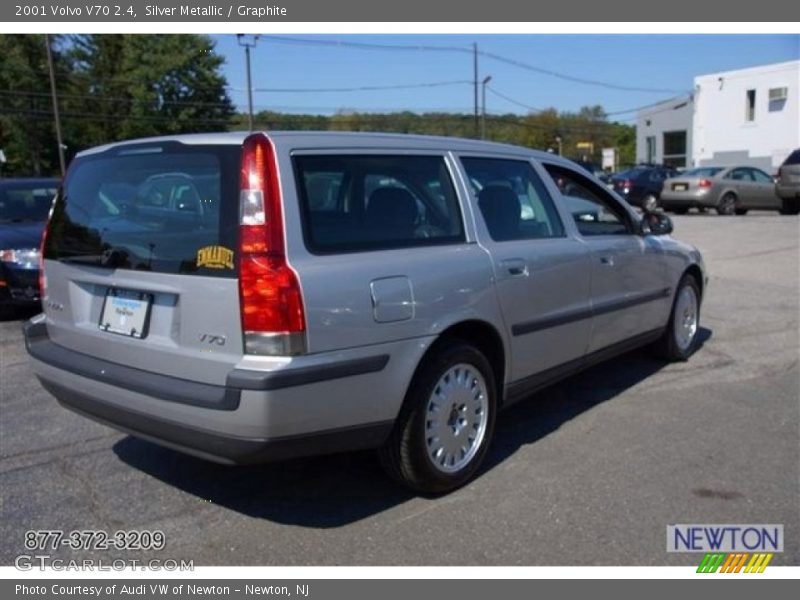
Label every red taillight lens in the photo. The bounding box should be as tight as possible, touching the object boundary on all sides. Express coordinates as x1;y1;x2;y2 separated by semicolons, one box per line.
698;179;712;188
240;256;305;332
38;218;50;298
238;133;306;354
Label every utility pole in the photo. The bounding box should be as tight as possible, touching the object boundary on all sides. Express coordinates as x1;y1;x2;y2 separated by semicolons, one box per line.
45;34;65;177
237;34;260;131
473;43;479;139
481;75;492;140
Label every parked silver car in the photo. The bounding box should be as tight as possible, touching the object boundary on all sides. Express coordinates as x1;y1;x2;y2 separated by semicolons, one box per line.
25;132;707;494
660;166;780;215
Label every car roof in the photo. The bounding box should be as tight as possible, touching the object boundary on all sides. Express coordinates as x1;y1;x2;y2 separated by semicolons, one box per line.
0;177;60;188
75;130;578;168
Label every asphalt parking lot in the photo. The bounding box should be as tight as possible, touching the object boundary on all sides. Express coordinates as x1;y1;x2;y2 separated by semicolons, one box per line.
1;213;797;567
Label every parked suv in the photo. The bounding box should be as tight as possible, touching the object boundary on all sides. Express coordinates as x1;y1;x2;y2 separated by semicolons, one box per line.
25;132;706;494
610;165;679;211
775;149;800;215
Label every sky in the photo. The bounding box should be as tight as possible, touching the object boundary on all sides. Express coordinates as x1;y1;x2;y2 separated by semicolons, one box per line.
210;34;799;122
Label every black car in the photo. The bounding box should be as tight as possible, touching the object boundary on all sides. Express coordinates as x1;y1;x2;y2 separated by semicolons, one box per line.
0;178;59;314
610;165;678;211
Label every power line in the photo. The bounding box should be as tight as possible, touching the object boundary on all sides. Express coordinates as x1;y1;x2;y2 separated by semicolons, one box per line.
260;35;471;54
257;35;688;95
486;86;544;112
252;80;472;93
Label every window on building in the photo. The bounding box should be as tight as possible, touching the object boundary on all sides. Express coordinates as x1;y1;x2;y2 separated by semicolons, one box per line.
662;130;687;169
745;89;756;121
768;87;788;112
646;136;656;164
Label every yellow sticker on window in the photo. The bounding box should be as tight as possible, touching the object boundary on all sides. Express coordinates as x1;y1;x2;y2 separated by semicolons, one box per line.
197;245;234;270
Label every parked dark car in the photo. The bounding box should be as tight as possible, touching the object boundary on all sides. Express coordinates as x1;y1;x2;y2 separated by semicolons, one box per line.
611;165;679;211
775;149;800;215
0;178;58;315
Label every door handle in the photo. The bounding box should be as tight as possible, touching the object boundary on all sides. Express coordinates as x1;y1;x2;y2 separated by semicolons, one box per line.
599;256;615;266
500;258;528;277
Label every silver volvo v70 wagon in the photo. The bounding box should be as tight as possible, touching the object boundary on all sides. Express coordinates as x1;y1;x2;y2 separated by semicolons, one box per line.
25;132;707;494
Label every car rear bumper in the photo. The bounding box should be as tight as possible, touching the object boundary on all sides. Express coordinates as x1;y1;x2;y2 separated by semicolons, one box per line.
24;318;396;464
776;184;800;200
660;191;714;209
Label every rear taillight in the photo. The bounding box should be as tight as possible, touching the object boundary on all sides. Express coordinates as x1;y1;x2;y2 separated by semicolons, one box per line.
698;179;712;188
238;133;306;356
38;197;54;299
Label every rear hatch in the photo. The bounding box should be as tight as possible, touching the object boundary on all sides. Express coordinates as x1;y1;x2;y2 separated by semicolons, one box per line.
42;140;245;386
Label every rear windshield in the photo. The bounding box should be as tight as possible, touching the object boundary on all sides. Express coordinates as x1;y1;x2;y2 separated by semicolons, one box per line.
44;143;240;277
683;167;723;177
784;150;800;166
294;154;465;253
0;182;58;222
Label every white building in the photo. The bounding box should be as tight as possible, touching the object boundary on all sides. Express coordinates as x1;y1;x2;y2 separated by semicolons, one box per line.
636;96;693;168
636;60;799;171
693;60;799;171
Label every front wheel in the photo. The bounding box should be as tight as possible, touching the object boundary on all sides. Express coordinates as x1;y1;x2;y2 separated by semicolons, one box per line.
653;274;701;361
379;341;497;495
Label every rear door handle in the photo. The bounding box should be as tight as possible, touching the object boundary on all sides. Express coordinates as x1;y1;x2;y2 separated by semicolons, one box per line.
499;258;528;277
599;256;615;266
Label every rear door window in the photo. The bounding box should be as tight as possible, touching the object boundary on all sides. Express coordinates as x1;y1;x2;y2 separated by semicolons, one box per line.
44;143;240;277
293;154;464;253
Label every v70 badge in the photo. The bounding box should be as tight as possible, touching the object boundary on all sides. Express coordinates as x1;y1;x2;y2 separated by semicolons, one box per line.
199;334;226;346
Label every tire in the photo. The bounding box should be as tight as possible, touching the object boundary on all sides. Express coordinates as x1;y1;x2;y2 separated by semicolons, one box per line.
672;207;689;215
735;208;749;215
653;274;701;361
779;198;800;215
379;341;497;495
642;194;658;212
716;193;737;215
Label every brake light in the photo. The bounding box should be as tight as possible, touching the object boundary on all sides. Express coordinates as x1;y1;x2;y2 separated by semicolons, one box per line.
238;133;306;356
698;179;712;188
38;199;54;299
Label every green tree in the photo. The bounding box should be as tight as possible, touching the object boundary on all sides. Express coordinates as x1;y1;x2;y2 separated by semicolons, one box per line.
0;35;66;176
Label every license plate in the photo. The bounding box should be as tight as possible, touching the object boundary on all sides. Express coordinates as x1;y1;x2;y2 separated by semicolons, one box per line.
673;184;688;191
99;289;153;338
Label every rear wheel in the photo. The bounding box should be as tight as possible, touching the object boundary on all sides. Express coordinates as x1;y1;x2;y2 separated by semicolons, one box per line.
653;274;701;361
379;341;497;495
717;192;737;215
779;198;800;215
642;194;658;212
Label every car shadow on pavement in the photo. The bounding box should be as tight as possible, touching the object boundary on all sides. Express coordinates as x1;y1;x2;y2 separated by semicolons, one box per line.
114;327;711;528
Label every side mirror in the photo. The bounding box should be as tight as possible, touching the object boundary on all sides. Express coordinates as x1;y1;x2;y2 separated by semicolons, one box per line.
641;211;673;236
